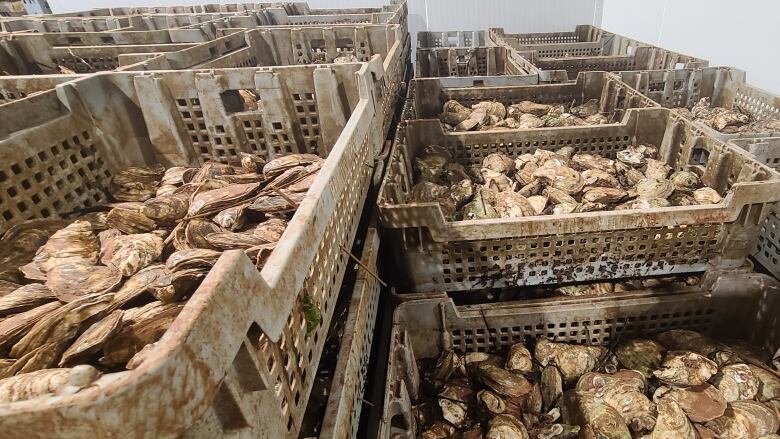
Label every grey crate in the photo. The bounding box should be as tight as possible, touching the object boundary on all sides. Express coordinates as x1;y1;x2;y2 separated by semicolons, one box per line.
378;270;780;438
417;30;489;49
378;107;780;292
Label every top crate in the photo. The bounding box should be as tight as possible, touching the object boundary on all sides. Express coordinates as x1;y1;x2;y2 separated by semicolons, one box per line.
417;30;489;49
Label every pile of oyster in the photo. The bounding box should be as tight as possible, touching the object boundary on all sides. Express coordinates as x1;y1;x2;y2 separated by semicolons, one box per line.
414;329;780;439
0;152;320;403
675;98;780;134
441;99;611;132
409;144;723;221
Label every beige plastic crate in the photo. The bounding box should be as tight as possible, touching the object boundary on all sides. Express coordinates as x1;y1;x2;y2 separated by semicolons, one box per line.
0;60;384;438
378;269;780;438
378;108;780;292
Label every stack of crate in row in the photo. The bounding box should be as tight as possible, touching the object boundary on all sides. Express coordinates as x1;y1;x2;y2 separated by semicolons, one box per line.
0;3;779;437
377;27;780;438
0;2;410;438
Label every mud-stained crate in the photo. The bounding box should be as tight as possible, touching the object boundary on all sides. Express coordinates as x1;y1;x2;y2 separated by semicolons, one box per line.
0;74;83;105
0;16;133;33
402;71;657;124
415;46;542;80
377;270;780;438
0;59;384;438
417;31;489;49
377;108;780;292
318;226;382;439
191;24;409;140
618;67;780;142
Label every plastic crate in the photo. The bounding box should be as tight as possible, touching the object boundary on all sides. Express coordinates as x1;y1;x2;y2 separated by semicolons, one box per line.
318;226;382;439
402;71;658;124
192;24;409;139
417;31;489;49
415;46;539;79
618;67;780;142
0;60;384;438
377;269;780;438
490;26;619;58
0;73;82;104
0;16;132;33
377;107;780;292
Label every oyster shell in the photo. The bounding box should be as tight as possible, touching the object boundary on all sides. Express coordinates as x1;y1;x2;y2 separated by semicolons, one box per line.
570;99;600;117
552;203;578;215
616;162;646;187
669;171;701;191
693;187;722;205
541;364;564;412
478;389;507;415
239;153;266;173
60;309;124;366
748;365;780;402
653;351;719;386
410;181;450;203
0;365;101;403
487;414;529;439
438;397;468;428
506;343;533;374
187;183;260;217
650;398;697;439
483;152;516;174
184;218;223;249
482;169;514;192
543;187;577;205
635;178;675;200
705;400;780;439
617;147;648;167
102;302;184;366
495;191;536;218
581;169;620;188
653;384;727;423
109;165;165;202
464;188;499;220
473;101;507;120
205;231;265;251
424;350;459;390
100;233;164;277
262;154;320;179
0;284;56;317
212;203;251;231
105;208;156;234
420;421;456;439
532;164;585;194
442;100;472;126
560;390;631;439
248;192;306;215
450;180;475;208
45;263;122;302
582;187;627;204
31;221;99;274
571;154;616;174
253;219;288;243
141;196;189;223
615;339;665;378
556;283;614;297
509;101;551;117
166;249;221;271
615;198;670;210
644;159;672;180
518;179;542;197
0;302;61;350
711;363;759;402
534;340;607;386
477;362;533;398
655;330;726;356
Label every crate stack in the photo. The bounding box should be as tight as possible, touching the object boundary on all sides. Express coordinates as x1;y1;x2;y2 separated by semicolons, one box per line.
0;2;409;439
377;24;780;439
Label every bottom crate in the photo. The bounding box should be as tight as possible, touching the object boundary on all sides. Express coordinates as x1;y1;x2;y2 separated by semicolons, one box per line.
378;270;780;438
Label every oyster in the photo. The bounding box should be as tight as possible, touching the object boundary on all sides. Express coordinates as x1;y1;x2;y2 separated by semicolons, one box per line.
205;231;265;250
650;398;697;439
141;196;189;223
617;147;648;167
450;180;475;208
0;302;61;350
0;284;56;317
644;159;672;180
556;283;614;297
582;187;627;204
705;400;780;438
581;373;656;433
712;363;759;402
482;169;514;192
424;350;459;390
100;233;164;277
669;171;701;191
187;183;260;217
541;364;564;412
655;330;726;356
438;398;468;428
543;187;577;205
473;101;507;120
0;365;101;403
534;340;607;386
615;198;670;210
483;152;516;174
487;414;529;439
166;249;221;271
262;154;320;179
635;178;675;200
616;161;646;187
693;187;722;205
464;188;499;220
254;219;288;243
653;351;719;386
495;191;536;218
239;152;266;173
506;343;533;374
410;181;450;203
478;389;507;415
102;303;184;366
509;101;551;117
45;263;122;302
534;424;580;439
105;208;156;234
248;192;306;215
532;164;585;194
552;203;578;215
570;99;600;117
615;339;665;378
212;203;251;230
60;309;124;366
184;218;223;249
477;362;533;398
31;221;99;274
109;165;165;202
581;169;620;188
748;365;780;402
571;154;616;174
442;100;472;126
515;113;545;129
560;390;631;439
420;421;456;439
653;384;727;423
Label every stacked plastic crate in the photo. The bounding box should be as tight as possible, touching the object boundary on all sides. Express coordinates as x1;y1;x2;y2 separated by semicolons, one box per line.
0;2;409;438
376;23;780;439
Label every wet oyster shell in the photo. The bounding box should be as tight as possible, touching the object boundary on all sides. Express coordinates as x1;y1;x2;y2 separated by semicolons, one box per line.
410;181;450;203
571;154;616;174
438;397;469;428
534;340;607;386
109;165;165;202
187;183;260;217
102;303;184;367
615;339;665;378
506;343;533;374
509;101;551;117
442;100;472;126
0;284;56;317
635;178;675;200
0;365;101;403
478;389;507;415
581;169;620;188
693;187;722;205
653;384;727;423
106;208;156;234
541;364;564;412
262;153;321;179
450;180;475;208
487;414;529;439
482;169;514;192
705;400;780;439
582;187;627;204
46;263;122;302
477;362;533;398
543;187;577;205
560;390;631;439
483;152;516;174
644;159;672;180
100;233;164;277
464;188;499;220
0;301;61;351
415;149;451;183
31;221;99;274
556;283;614;297
495;191;536;218
712;363;759;402
669;171;701;191
748;365;780;402
60;309;124;366
653;351;719;386
655;330;726;356
420;421;456;439
650;398;697;439
425;350;459;390
532;164;585;194
141;196;189;223
473;101;507;120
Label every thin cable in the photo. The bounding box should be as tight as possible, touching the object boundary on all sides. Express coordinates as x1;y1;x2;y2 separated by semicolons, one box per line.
656;0;670;46
423;0;429;31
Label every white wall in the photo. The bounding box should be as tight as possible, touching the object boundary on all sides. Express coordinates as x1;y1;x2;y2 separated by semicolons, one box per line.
602;0;780;94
